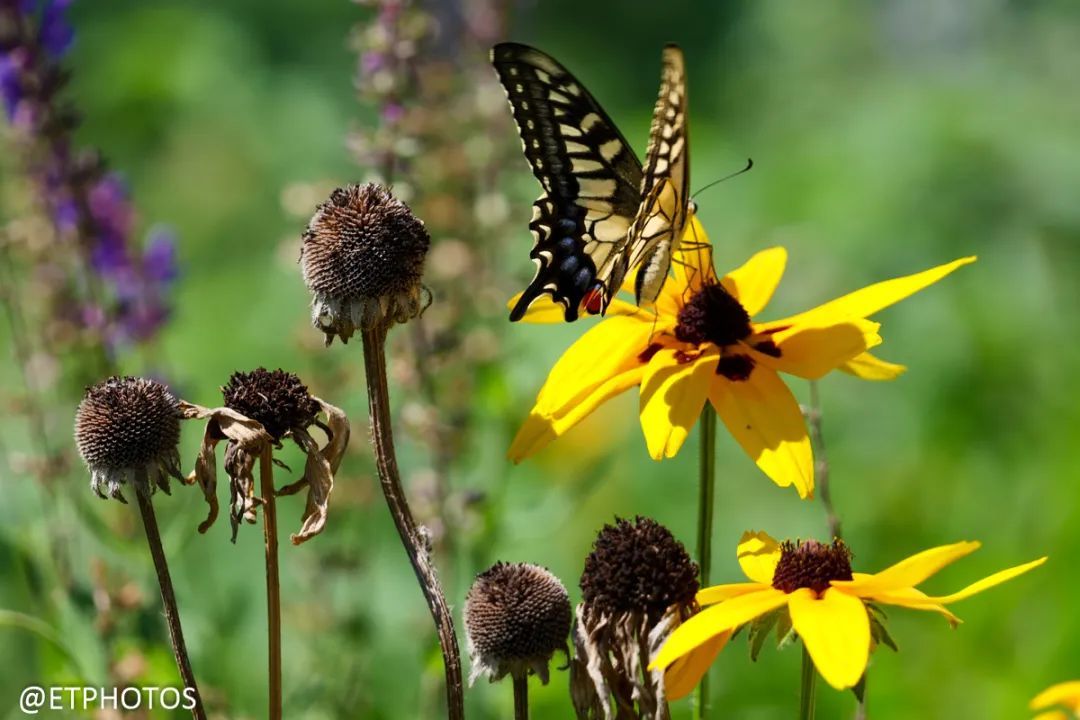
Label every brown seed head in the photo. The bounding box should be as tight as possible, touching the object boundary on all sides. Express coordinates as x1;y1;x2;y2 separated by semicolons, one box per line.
221;368;318;441
301;183;430;343
74;376;183;501
464;562;571;685
771;539;854;594
580;516;699;624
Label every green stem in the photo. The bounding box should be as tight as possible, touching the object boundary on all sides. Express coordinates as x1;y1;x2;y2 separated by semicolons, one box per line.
799;643;817;720
807;381;840;540
692;405;717;720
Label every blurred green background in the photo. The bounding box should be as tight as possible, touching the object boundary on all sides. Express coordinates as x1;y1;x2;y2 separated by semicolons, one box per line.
2;0;1079;718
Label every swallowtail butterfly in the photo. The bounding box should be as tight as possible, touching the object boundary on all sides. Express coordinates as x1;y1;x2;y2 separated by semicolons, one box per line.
491;43;691;322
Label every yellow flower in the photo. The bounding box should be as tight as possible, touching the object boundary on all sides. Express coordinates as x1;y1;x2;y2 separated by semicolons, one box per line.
650;530;1046;693
1031;681;1080;720
509;217;974;497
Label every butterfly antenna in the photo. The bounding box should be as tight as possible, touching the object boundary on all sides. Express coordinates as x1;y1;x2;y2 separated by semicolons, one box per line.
691;157;754;200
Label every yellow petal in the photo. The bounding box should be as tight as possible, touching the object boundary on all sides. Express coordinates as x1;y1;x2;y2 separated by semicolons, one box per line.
710;366;814;498
788;588;871;690
697;582;767;606
650;588;788;671
737;530;783;584
840;352;907;381
847;585;961;628
1032;681;1080;711
507;291;642;323
663;632;729;701
639;347;719;459
720;247;787;317
766;256;976;328
508;365;647;462
913;557;1047;605
753;317;881;380
534;315;654;416
1031;712;1071;720
833;541;982;595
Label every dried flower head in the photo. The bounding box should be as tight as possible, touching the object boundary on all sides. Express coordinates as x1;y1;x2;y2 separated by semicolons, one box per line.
74;376;183;502
183;368;350;544
464;562;571;685
580;516;699;626
301;183;430;344
571;517;700;720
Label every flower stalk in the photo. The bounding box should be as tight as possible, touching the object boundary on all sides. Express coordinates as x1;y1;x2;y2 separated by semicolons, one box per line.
259;447;282;720
513;674;528;720
693;405;716;720
361;319;464;720
133;477;207;720
799;643;817;720
806;381;840;540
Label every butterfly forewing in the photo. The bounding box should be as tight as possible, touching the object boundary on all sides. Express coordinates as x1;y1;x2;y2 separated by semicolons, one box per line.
627;45;690;306
491;43;644;321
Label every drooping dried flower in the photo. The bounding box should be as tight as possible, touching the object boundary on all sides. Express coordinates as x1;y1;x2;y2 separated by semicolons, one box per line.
571;517;700;720
74;376;183;502
300;183;430;344
464;561;571;685
183;368;349;544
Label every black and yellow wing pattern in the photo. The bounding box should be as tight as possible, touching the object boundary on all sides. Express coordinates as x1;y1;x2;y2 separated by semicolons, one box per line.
626;45;690;306
491;42;645;321
492;43;691;322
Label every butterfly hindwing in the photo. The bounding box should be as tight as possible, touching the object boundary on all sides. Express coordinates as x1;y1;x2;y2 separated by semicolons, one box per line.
491;42;644;321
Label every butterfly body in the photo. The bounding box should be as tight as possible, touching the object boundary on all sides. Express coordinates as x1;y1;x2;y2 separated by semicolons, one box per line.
492;42;690;322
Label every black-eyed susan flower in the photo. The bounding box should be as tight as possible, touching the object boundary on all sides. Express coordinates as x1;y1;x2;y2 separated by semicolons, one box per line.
183;368;349;544
508;218;974;498
1032;682;1080;720
571;517;723;718
650;530;1046;692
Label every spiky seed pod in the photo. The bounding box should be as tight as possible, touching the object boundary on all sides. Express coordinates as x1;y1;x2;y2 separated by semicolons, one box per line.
74;376;184;502
464;562;571;685
300;183;430;345
221;368;319;442
580;516;699;626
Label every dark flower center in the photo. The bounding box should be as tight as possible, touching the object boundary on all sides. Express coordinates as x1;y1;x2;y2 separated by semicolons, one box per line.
675;283;753;348
580;516;699;624
771;539;854;595
222;368;319;441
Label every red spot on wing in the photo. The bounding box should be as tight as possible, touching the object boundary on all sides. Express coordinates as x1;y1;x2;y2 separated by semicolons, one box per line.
583;286;605;315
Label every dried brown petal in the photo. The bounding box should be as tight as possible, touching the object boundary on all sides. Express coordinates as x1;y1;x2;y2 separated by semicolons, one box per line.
181;401;272;537
279;397;350;545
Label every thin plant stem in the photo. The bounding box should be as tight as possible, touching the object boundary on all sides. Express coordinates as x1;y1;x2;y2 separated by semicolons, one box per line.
513;674;528;720
799;643;817;720
361;320;465;720
806;382;867;718
132;482;207;720
693;405;717;720
807;381;840;540
259;449;283;720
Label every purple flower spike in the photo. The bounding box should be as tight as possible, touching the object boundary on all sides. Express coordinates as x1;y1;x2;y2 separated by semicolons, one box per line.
39;0;75;58
0;55;23;120
142;226;179;283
